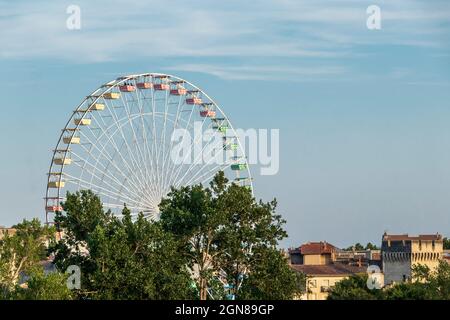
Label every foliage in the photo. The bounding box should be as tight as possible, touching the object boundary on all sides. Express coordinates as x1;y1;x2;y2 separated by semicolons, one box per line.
365;242;379;250
0;219;55;292
344;242;379;251
50;190;194;300
7;269;73;300
443;237;450;250
327;274;383;300
0;219;71;300
2;172;301;300
239;247;305;300
159;171;294;300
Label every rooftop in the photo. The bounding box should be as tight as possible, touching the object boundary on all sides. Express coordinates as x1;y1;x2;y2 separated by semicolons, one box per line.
298;241;338;255
382;233;442;242
290;263;366;276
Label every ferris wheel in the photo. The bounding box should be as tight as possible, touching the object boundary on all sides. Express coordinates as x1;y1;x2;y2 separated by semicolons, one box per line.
45;73;253;224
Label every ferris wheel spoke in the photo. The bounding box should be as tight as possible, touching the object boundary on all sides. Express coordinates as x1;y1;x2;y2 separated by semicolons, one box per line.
102;202;153;213
86;106;155;198
157;88;173;198
77;121;148;198
189;163;232;189
164;96;201;189
160;94;185;193
132;79;160;199
141;113;162;200
168;115;212;189
120;91;153;193
102;97;152;194
179;131;235;188
150;84;161;196
81;108;145;190
68;159;147;205
70;149;145;201
176;126;235;187
177;151;232;189
64;173;144;207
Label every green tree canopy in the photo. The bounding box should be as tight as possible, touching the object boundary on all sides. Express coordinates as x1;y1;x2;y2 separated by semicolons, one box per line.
327;274;383;300
159;171;300;300
51;190;194;300
0;218;71;300
443;237;450;250
0;219;54;291
239;247;306;300
7;269;73;300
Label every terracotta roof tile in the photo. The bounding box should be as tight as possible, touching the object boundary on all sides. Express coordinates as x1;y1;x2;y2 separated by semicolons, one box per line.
299;242;337;255
290;263;366;276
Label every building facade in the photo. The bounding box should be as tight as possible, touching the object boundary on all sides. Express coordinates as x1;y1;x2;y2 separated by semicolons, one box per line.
0;226;16;240
289;241;366;300
381;233;443;285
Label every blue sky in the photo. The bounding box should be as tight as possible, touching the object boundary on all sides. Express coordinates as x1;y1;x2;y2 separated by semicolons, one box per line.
1;0;450;248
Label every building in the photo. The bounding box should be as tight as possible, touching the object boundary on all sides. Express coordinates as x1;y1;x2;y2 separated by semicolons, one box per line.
0;226;16;240
290;263;366;300
381;233;443;285
289;241;366;300
289;241;337;265
334;249;381;268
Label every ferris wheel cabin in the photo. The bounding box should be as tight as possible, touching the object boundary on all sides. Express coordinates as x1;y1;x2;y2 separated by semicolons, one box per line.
136;82;153;89
231;163;248;171
63;136;80;144
53;158;72;165
187;97;202;105
90;103;105;111
154;83;170;90
170;87;187;95
103;92;121;99
47;180;65;188
46;205;63;212
74;118;91;126
119;84;136;92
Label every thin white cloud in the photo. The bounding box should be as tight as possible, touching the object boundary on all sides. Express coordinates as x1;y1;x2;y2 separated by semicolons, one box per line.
0;0;449;84
165;64;347;81
1;0;449;62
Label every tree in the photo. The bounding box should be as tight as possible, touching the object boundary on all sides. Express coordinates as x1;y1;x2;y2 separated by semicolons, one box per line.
344;242;379;251
443;237;450;250
0;219;71;300
159;183;220;300
159;171;294;300
365;242;379;250
327;274;384;300
344;243;365;251
7;269;73;300
0;219;55;292
51;190;194;300
383;282;435;300
239;247;305;300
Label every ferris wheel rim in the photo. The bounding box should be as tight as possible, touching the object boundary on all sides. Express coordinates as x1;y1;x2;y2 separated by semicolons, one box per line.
45;73;254;224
